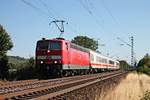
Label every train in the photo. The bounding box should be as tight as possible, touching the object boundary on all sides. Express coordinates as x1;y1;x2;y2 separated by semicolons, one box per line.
35;38;120;78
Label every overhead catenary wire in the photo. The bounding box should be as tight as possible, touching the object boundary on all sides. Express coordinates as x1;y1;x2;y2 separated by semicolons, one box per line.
100;0;135;63
101;0;119;25
39;0;80;35
85;0;122;37
86;0;128;60
37;0;80;35
21;0;80;35
86;0;104;23
117;37;131;47
38;0;57;20
79;0;132;62
101;0;131;40
21;0;55;20
78;0;104;32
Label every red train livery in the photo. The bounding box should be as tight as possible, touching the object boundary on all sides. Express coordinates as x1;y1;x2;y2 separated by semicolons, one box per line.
36;38;119;78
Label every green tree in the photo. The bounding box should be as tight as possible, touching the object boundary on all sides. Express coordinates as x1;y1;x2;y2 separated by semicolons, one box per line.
71;36;98;51
0;25;13;79
119;60;130;70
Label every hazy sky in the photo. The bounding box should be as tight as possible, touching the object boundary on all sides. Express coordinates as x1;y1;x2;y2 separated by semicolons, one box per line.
0;0;150;63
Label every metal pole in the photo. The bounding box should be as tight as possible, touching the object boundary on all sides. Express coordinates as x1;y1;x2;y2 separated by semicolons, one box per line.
131;36;134;67
117;36;135;67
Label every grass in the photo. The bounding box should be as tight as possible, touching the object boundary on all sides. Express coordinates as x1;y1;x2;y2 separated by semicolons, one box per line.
99;72;150;100
140;90;150;100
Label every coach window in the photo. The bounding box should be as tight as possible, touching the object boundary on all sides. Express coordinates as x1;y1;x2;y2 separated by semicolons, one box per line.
117;63;119;66
65;43;68;50
102;59;107;63
109;60;114;65
90;54;94;61
96;56;101;63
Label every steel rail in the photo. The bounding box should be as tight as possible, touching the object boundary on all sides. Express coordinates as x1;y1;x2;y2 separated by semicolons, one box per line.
34;71;126;100
0;70;124;100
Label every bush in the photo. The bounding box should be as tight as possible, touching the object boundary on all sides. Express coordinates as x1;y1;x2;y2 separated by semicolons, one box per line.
0;55;9;80
8;57;37;80
137;66;150;76
16;64;36;80
140;90;150;100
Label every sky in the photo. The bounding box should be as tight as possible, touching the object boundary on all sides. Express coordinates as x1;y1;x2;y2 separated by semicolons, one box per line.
0;0;150;64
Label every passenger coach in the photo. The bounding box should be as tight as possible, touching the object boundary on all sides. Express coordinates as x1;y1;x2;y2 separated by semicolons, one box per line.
89;50;120;72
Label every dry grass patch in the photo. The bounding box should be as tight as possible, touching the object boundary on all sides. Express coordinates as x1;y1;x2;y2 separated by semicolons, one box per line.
100;72;150;100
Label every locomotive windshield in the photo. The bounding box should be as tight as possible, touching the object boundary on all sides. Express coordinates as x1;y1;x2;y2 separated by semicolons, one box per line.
37;41;61;50
49;42;61;50
37;41;49;50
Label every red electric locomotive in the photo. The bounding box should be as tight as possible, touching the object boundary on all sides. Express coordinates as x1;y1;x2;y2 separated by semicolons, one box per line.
36;38;90;78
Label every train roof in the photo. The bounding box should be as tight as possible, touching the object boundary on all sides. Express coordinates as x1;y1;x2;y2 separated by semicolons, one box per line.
37;37;68;42
89;49;119;62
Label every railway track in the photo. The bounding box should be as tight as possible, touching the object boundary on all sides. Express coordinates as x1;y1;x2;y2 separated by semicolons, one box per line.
0;70;126;100
0;76;87;95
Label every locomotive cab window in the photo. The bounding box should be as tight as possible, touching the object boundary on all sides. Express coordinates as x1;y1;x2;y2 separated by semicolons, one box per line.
37;41;61;50
37;41;49;50
49;42;61;50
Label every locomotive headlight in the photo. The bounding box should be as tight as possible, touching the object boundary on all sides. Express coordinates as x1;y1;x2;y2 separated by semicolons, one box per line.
40;61;44;64
47;50;50;53
54;61;57;64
